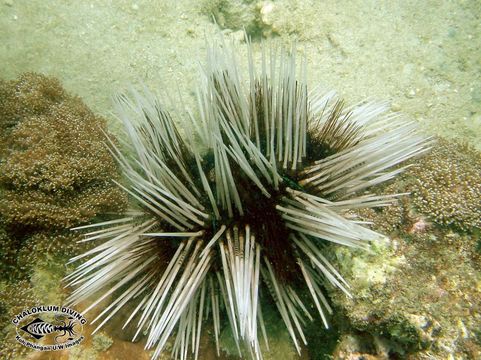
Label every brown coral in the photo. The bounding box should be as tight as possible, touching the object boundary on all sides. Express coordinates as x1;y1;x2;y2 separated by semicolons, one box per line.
408;139;481;231
0;226;21;281
0;72;66;132
17;232;93;272
0;73;127;231
0;73;128;358
0;280;37;359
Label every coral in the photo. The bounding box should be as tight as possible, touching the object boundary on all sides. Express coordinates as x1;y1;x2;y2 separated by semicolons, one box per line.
328;206;481;359
17;232;92;272
0;232;88;359
92;332;114;352
0;224;22;281
408;138;481;231
0;73;128;358
0;73;65;134
67;331;114;360
353;193;408;236
0;230;98;285
0;280;37;360
0;73;128;231
68;345;99;360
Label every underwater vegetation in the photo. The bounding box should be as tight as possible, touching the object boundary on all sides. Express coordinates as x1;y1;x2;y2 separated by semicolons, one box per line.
0;279;37;359
408;139;481;231
0;73;127;232
329;201;481;359
65;40;429;360
324;137;481;359
0;73;127;359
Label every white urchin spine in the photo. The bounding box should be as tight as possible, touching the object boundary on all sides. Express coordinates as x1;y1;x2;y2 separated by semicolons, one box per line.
65;37;430;360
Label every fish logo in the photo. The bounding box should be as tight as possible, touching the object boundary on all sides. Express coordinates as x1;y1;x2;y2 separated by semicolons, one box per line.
20;316;79;343
12;305;86;351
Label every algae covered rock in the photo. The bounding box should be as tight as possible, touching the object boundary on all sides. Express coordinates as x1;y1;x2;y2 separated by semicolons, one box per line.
324;146;481;358
201;0;282;38
327;212;481;358
0;73;127;231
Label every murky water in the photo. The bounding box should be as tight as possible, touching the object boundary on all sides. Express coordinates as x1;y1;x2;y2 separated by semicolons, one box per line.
1;1;480;359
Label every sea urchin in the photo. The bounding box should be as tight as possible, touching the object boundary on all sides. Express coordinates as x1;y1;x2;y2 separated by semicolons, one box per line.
65;39;429;359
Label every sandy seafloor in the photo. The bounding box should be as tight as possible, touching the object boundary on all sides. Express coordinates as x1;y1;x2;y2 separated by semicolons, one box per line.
1;1;480;360
1;0;480;146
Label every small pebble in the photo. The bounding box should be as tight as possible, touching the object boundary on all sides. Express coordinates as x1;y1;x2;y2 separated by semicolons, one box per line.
405;89;416;98
391;103;401;112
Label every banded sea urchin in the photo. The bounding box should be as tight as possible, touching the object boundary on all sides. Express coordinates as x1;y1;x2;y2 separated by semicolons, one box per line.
65;39;429;359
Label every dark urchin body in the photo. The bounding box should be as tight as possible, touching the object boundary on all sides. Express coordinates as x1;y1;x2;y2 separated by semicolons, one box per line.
66;40;429;360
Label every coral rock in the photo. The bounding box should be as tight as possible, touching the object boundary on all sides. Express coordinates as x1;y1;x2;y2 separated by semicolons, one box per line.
0;73;127;231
